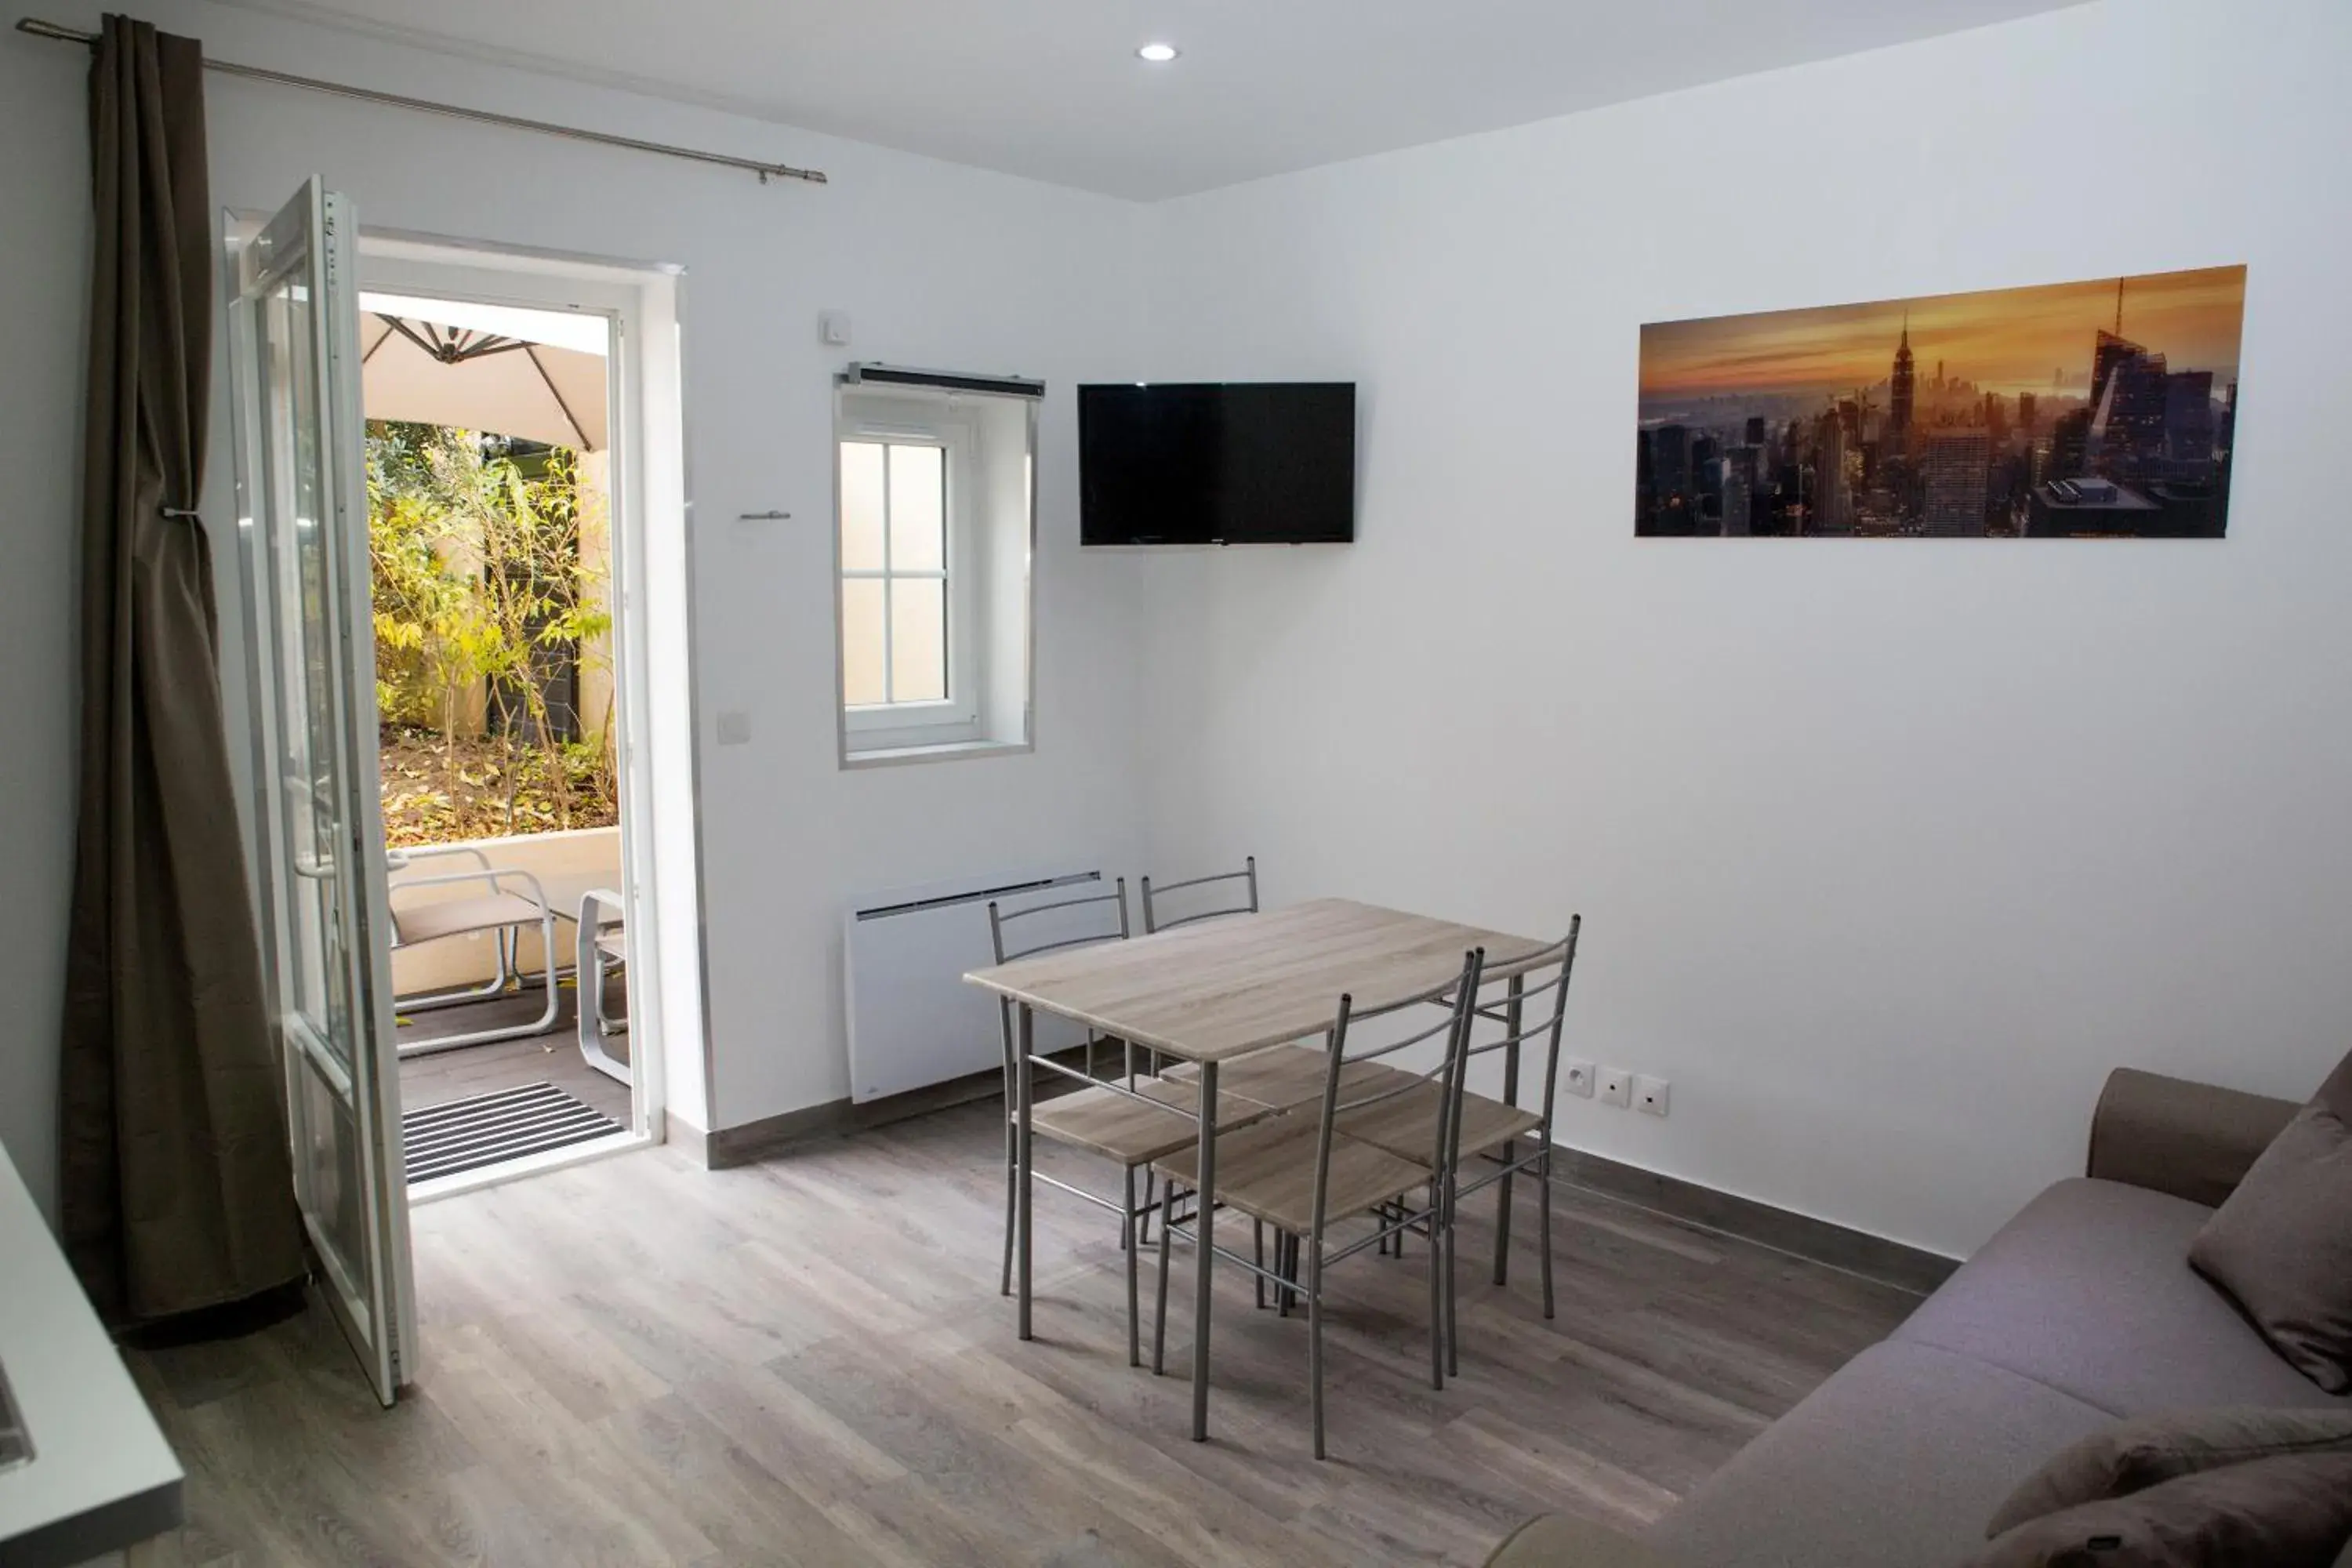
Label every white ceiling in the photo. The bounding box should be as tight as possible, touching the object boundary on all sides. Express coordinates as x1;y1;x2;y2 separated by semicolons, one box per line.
212;0;2085;201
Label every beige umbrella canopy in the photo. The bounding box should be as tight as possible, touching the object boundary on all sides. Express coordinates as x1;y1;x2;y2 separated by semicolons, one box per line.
358;291;609;451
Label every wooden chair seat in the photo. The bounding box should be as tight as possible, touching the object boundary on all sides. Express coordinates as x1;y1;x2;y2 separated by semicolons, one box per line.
1022;1079;1261;1166
1336;1082;1542;1169
1164;1043;1411;1110
1153;1116;1428;1237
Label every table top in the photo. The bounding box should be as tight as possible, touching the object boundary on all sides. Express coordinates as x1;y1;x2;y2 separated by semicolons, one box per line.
0;1142;182;1567
964;898;1553;1064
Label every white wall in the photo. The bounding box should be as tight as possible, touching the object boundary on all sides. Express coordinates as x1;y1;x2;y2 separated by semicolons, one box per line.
1133;0;2352;1258
0;25;89;1222
0;0;1149;1214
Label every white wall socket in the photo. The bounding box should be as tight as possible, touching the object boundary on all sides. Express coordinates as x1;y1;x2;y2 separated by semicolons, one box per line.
1634;1075;1671;1117
1562;1058;1597;1098
1599;1067;1632;1108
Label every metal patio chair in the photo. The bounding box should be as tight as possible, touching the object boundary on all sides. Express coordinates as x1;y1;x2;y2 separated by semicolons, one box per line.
573;886;630;1087
387;844;561;1056
1150;948;1484;1458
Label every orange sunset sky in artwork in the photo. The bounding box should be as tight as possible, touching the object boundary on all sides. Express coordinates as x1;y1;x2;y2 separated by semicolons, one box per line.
1639;266;2246;402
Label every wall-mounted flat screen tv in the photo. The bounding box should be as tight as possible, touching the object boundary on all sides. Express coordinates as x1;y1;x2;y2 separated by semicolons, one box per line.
1079;382;1356;545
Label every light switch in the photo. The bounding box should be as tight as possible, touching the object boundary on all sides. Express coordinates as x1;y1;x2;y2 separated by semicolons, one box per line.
714;710;752;746
819;310;852;347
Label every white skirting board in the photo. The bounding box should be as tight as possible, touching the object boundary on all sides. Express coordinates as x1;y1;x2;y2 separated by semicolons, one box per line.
844;864;1111;1103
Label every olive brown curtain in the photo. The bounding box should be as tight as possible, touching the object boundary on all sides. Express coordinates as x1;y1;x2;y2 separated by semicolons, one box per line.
59;14;305;1326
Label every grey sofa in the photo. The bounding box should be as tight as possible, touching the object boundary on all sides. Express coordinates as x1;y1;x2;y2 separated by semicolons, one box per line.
1488;1068;2351;1568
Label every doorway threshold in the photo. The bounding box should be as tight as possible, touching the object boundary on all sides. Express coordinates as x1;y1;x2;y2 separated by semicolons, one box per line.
408;1127;652;1206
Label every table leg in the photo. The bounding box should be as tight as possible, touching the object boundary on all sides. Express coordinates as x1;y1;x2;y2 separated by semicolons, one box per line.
1018;1002;1034;1341
1190;1058;1218;1441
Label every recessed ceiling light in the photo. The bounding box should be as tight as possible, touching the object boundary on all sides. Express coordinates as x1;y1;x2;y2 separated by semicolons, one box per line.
1137;42;1180;64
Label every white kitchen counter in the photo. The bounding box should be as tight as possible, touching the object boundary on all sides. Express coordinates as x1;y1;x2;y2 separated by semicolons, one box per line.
0;1144;181;1568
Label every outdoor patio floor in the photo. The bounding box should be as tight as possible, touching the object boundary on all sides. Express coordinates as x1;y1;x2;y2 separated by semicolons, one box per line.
395;981;633;1149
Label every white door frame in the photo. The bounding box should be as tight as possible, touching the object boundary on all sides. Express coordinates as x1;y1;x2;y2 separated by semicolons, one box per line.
351;233;705;1197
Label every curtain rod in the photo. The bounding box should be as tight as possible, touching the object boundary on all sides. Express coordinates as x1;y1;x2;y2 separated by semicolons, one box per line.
14;16;828;185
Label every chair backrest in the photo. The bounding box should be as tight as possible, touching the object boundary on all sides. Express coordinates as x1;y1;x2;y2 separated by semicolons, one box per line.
1138;857;1258;935
1308;948;1486;1243
1446;917;1582;1169
986;877;1131;965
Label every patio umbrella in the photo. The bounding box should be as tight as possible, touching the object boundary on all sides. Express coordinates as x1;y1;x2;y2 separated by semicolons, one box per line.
359;291;609;451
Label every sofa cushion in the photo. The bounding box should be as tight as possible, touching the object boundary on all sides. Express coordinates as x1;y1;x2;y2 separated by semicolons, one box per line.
2187;1052;2352;1394
1892;1178;2352;1414
1965;1452;2352;1568
1987;1406;2352;1535
1644;1341;2113;1568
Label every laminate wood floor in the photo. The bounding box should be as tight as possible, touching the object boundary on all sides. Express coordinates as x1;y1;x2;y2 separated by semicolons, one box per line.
122;1102;1918;1567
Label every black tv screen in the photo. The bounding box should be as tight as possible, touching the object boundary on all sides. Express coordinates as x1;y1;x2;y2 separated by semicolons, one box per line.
1079;382;1356;545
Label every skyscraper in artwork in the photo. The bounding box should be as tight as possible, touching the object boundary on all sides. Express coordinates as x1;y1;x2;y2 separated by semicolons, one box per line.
1887;315;1916;460
1812;412;1850;535
1652;423;1693;534
1920;429;1991;536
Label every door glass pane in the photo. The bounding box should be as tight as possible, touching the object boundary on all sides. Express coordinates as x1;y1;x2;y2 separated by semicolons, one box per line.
887;445;945;572
840;441;885;572
841;578;887;706
238;182;408;1410
297;1054;372;1323
890;577;946;703
259;270;354;1065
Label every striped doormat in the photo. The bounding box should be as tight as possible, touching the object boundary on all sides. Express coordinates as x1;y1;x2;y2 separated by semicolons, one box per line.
402;1082;622;1185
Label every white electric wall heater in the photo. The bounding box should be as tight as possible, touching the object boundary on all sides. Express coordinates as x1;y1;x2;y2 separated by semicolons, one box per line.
844;866;1109;1103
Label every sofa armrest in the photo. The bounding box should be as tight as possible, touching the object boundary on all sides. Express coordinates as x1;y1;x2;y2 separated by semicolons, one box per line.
1484;1515;1682;1568
2087;1068;2299;1208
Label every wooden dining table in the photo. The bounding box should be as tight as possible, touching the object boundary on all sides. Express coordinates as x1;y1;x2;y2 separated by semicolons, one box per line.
965;896;1551;1441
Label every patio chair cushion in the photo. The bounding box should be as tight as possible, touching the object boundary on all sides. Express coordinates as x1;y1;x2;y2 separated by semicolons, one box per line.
390;891;548;947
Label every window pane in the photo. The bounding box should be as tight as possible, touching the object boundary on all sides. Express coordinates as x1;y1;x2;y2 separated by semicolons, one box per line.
890;576;946;703
840;441;885;572
841;579;887;706
888;444;945;572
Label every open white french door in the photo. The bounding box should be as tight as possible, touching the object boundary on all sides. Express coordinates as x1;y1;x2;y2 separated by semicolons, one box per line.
228;179;416;1406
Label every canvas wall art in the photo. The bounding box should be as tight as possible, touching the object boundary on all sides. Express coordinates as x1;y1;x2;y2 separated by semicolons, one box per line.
1635;266;2246;538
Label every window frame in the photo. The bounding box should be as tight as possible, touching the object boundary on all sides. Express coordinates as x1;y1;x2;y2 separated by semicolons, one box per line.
833;402;982;748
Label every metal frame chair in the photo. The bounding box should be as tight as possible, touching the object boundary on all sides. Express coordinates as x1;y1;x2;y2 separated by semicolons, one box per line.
573;887;630;1087
1138;855;1259;935
1150;949;1484;1458
1439;920;1582;1356
989;878;1204;1367
387;844;561;1055
1345;924;1582;1374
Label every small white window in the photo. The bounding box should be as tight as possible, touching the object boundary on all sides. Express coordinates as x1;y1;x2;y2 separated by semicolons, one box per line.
840;434;966;724
835;385;1033;764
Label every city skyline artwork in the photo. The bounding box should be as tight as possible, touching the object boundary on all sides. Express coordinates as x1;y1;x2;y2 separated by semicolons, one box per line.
1635;266;2246;538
